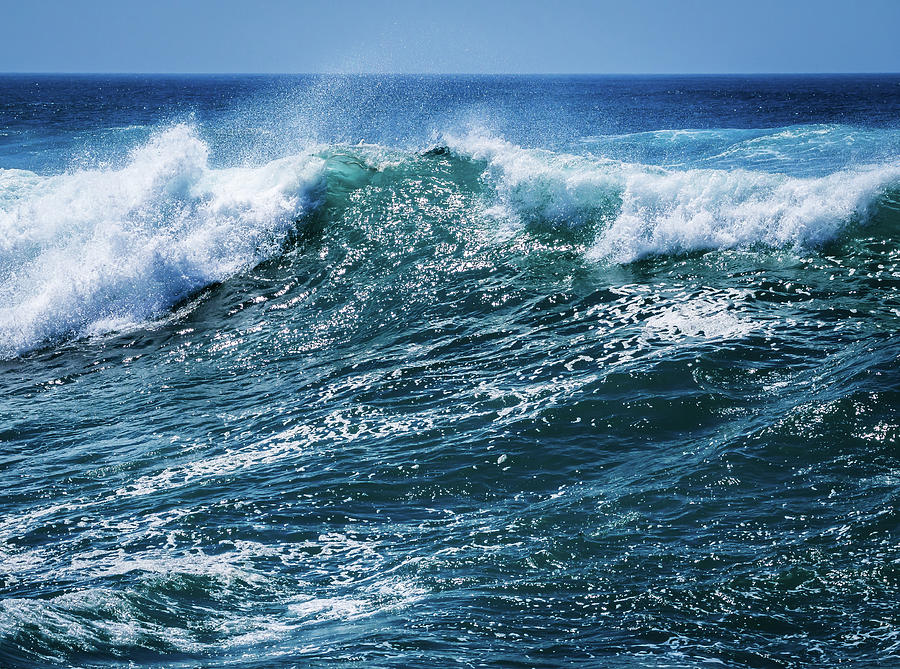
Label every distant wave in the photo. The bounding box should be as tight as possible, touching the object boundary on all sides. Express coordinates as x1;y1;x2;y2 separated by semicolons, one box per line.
577;123;900;174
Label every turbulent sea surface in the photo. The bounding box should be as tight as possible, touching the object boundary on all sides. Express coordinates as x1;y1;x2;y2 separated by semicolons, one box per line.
1;74;899;668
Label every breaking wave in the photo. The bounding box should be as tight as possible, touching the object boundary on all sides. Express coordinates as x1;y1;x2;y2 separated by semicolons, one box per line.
2;123;898;358
0;125;326;358
449;133;900;262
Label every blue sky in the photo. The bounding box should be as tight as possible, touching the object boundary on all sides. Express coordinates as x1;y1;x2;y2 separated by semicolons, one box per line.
1;0;898;74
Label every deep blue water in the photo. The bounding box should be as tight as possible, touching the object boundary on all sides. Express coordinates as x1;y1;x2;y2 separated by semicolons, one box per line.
1;75;899;668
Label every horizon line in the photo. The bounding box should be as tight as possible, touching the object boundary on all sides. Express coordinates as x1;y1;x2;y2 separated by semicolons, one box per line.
2;71;899;77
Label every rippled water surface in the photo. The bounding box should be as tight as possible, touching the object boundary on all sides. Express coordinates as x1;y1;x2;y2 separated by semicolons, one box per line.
1;75;899;668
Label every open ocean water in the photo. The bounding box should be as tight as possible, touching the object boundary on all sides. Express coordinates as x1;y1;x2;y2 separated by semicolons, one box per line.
1;74;899;668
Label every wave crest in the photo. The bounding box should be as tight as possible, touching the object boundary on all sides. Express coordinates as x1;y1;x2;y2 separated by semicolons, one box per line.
0;125;325;358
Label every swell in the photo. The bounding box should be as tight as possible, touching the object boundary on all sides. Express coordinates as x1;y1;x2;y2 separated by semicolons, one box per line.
1;124;898;359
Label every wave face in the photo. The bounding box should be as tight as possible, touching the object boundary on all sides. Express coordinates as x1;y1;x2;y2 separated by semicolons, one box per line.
2;75;900;669
0;125;325;358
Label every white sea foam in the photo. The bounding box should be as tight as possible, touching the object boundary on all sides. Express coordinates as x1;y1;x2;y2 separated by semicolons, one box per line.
0;124;326;358
448;133;900;263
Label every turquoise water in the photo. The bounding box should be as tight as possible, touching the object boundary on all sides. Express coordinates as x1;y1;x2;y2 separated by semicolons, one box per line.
1;75;899;667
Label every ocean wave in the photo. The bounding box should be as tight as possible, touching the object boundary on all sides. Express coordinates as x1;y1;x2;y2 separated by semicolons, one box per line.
447;132;900;262
0;124;326;359
2;125;898;358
